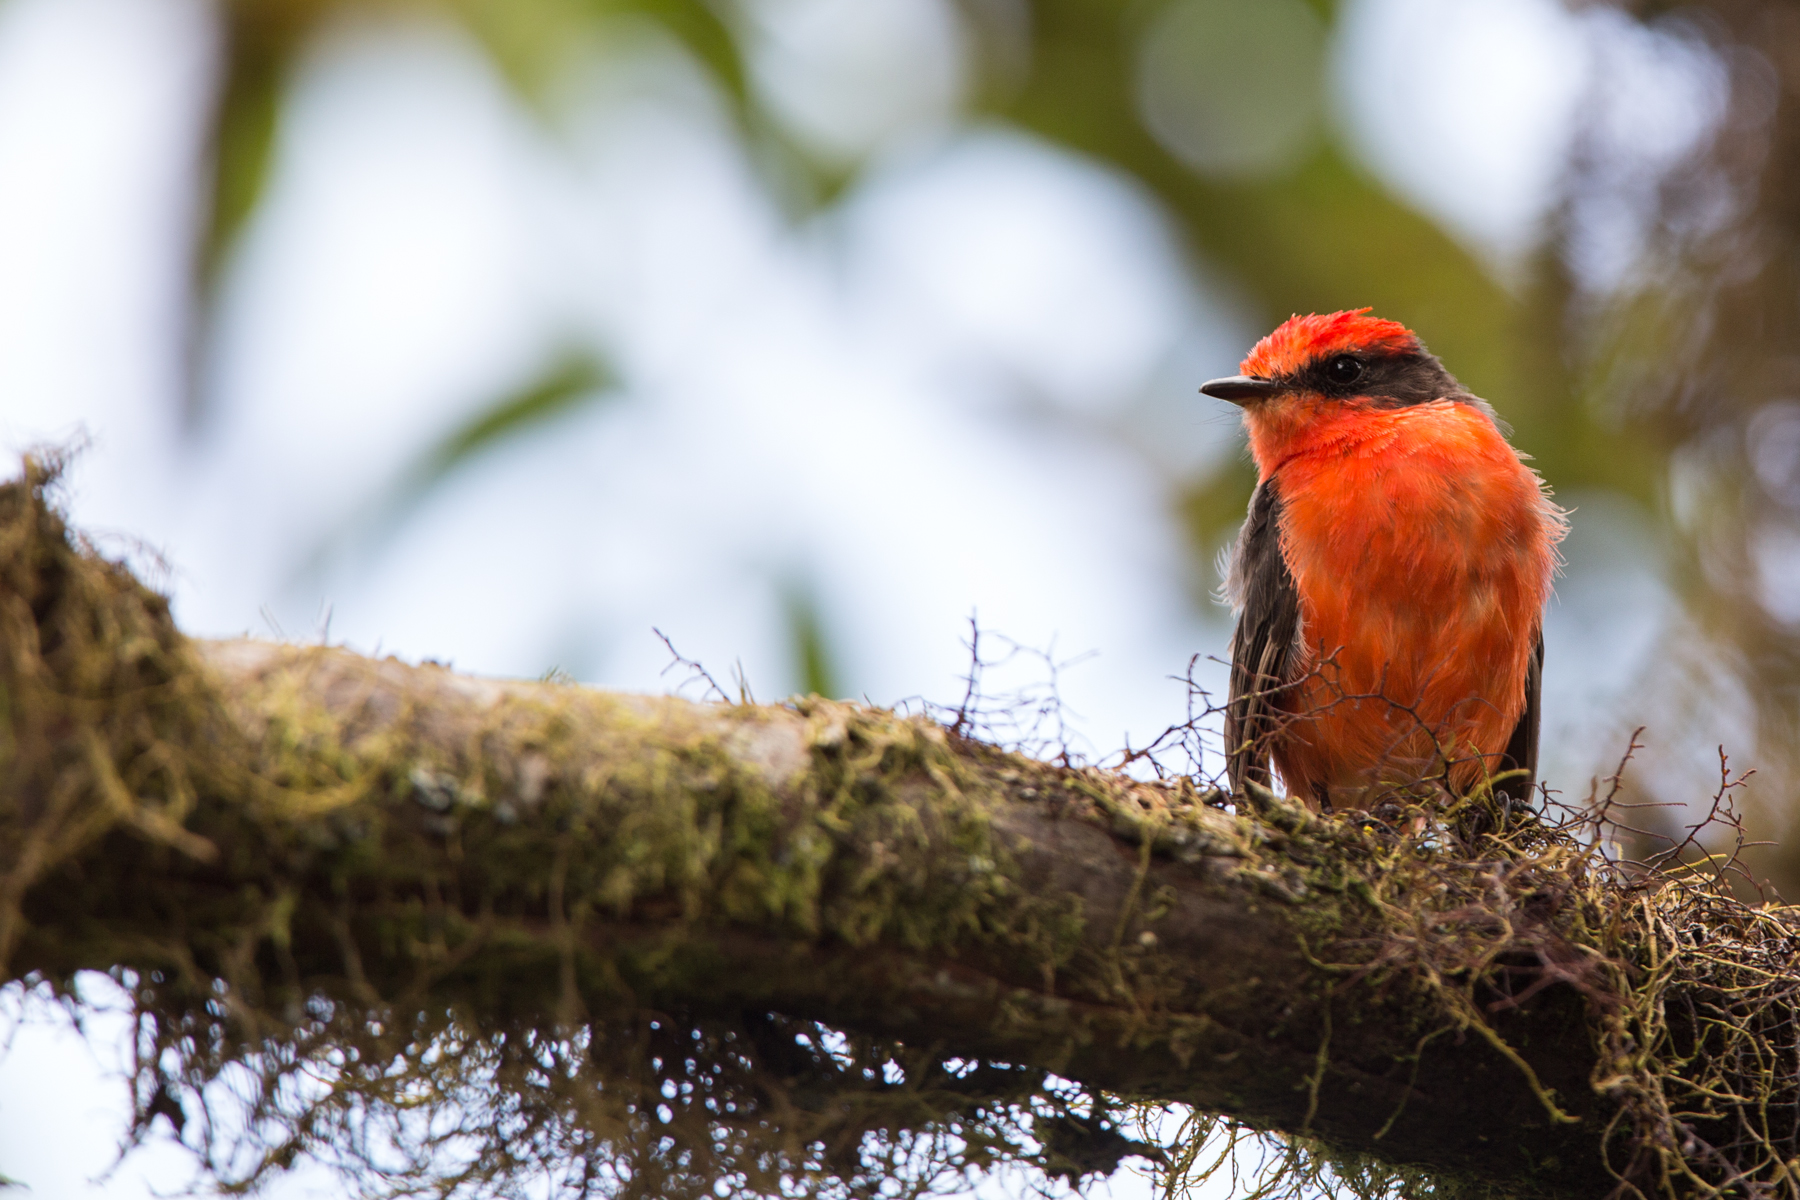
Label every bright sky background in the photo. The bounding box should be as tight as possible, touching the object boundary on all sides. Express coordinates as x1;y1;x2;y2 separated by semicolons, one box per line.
0;0;1720;1195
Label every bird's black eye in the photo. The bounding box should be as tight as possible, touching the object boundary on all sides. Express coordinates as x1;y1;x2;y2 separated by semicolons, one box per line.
1324;355;1363;386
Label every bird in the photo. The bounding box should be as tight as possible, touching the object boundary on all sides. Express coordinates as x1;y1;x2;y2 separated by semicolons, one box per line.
1202;310;1565;816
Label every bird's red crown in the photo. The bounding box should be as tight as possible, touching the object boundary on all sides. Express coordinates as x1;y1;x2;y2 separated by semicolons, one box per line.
1240;309;1421;379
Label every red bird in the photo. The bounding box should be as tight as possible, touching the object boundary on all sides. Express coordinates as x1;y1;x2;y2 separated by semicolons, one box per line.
1203;310;1565;813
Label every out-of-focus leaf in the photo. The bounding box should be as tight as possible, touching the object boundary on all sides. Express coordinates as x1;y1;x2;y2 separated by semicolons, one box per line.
447;0;602;101
190;0;332;430
409;351;614;496
619;0;752;106
291;350;616;586
783;583;843;699
449;0;755;112
202;2;325;281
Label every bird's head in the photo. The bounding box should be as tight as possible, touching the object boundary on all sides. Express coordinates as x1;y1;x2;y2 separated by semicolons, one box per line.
1202;309;1472;472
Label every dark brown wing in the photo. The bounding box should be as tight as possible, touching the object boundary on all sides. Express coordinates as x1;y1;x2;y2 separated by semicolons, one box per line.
1225;480;1301;796
1495;628;1543;810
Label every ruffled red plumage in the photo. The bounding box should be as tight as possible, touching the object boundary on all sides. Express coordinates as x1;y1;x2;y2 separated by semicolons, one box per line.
1223;310;1564;809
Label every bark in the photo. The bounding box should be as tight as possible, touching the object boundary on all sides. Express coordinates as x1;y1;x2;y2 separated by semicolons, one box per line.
0;635;1624;1196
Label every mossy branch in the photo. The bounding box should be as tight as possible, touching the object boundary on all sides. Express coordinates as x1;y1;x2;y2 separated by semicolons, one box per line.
0;461;1735;1200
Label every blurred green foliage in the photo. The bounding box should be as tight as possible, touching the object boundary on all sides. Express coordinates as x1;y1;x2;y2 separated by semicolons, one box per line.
190;0;1662;524
287;350;614;585
783;583;842;700
410;351;613;495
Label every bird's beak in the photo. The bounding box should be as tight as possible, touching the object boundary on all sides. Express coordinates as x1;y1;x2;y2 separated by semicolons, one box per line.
1200;375;1279;406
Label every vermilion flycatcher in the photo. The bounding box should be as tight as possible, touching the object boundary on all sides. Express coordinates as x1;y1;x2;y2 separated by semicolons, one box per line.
1203;310;1565;813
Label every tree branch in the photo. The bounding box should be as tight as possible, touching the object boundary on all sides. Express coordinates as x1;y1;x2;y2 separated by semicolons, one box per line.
0;465;1620;1197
